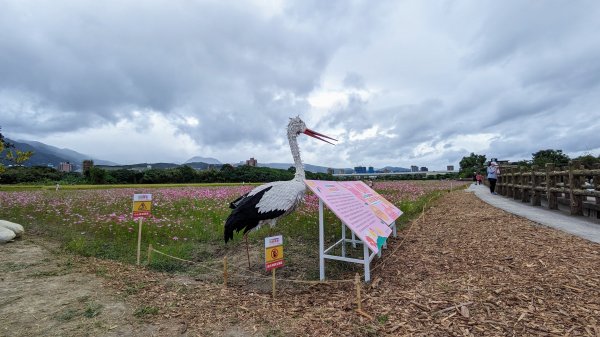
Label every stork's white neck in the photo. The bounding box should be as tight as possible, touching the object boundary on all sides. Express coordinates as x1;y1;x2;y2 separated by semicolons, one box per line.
288;131;305;181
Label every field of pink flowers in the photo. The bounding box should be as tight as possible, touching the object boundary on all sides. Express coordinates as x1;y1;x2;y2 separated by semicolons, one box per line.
0;180;468;269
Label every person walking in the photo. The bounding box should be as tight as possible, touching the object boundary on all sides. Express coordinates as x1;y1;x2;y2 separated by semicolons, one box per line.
487;161;500;194
476;172;483;185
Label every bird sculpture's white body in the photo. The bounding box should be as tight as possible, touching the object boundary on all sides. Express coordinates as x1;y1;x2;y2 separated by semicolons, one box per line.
224;117;335;243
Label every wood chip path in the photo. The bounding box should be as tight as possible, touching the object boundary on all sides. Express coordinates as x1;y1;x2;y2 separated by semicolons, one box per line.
86;190;600;336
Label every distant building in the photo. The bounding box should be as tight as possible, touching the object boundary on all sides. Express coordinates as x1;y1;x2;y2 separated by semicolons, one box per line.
447;165;454;171
420;166;428;172
367;166;374;174
327;168;334;175
58;162;73;173
411;165;419;172
246;157;257;167
82;160;94;173
354;166;367;174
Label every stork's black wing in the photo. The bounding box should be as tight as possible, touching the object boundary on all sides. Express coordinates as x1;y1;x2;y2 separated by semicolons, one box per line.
224;186;286;243
229;192;249;209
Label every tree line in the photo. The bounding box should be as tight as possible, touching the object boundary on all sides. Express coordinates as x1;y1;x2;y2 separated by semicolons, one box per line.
0;164;339;185
458;149;600;178
0;163;459;185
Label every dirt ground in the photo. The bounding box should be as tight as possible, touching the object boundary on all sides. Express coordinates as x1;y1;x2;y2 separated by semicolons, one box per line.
0;240;185;337
2;190;599;336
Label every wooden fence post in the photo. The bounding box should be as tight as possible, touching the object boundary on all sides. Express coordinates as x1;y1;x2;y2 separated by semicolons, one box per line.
569;160;583;216
521;167;530;203
507;166;514;198
546;163;558;210
498;166;505;195
531;165;541;206
497;166;503;195
595;163;600;219
513;167;523;200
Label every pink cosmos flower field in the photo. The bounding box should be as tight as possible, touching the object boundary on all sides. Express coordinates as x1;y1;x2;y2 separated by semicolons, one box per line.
0;180;468;264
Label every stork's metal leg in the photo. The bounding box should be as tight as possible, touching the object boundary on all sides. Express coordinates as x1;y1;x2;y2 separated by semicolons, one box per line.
244;234;250;269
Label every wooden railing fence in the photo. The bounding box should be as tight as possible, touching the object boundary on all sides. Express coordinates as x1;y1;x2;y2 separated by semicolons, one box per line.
496;161;600;218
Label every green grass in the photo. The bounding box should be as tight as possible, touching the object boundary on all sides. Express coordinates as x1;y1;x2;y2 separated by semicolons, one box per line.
55;301;103;321
0;182;259;191
134;305;159;318
0;181;464;276
83;302;103;318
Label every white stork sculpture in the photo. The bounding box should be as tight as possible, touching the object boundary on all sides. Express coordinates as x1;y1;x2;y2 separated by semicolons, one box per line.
224;116;336;267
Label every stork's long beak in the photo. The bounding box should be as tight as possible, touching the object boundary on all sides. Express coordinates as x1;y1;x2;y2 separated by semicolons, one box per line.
303;128;337;145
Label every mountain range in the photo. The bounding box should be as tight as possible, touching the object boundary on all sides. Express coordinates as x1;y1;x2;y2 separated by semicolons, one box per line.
185;156;221;165
2;138;118;169
3;139;408;173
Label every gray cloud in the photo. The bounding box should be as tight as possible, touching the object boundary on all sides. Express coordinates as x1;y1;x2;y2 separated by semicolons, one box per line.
1;0;599;168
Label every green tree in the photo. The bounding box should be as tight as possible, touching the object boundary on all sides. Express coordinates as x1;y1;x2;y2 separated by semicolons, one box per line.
173;165;197;183
88;166;108;184
573;154;600;169
219;164;235;181
0;127;33;174
107;169;143;184
511;159;532;168
220;164;234;172
532;149;570;167
459;153;487;178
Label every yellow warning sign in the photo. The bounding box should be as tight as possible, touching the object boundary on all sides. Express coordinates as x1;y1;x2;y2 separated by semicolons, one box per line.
133;201;151;212
132;194;152;218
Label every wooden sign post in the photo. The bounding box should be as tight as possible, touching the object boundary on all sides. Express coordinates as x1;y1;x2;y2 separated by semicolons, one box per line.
133;194;152;265
265;235;284;298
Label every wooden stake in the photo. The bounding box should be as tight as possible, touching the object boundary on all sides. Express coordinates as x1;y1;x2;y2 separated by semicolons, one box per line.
272;269;276;299
147;244;153;265
355;273;361;311
353;273;373;319
136;218;143;265
223;256;228;287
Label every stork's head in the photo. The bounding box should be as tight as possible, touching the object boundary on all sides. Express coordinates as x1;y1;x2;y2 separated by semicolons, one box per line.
288;116;337;145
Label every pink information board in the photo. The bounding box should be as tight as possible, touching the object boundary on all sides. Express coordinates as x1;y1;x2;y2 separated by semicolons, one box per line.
339;181;403;225
305;180;394;253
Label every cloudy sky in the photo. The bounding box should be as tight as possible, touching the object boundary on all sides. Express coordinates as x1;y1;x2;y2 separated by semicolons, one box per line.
2;0;599;170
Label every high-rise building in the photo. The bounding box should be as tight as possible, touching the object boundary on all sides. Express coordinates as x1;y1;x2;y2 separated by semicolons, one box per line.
411;165;419;172
58;162;73;172
354;166;367;174
327;168;334;175
367;166;374;173
420;166;428;172
246;157;257;167
447;165;454;171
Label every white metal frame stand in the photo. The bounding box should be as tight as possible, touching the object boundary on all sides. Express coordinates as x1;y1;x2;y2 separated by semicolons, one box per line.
318;199;398;282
